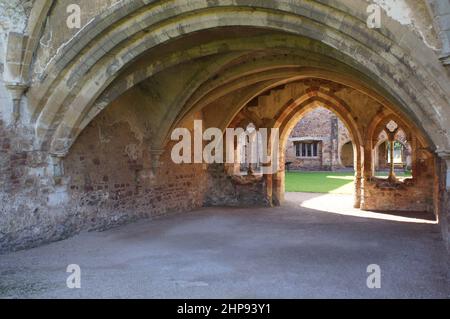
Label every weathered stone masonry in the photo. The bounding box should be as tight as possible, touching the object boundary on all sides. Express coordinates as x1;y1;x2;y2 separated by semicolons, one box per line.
0;89;207;251
0;0;450;254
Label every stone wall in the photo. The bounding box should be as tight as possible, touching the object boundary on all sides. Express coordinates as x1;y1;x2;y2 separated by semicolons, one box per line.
0;0;449;255
362;156;435;213
0;119;54;252
0;90;207;254
204;164;269;207
0;79;276;253
64;111;206;231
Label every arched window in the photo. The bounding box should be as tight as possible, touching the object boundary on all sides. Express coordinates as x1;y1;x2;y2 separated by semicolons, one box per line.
374;120;412;182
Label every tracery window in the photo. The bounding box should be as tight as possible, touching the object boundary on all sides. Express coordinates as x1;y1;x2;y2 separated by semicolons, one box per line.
374;120;412;182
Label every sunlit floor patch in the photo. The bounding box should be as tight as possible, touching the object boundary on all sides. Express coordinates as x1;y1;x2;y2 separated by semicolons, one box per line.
286;192;437;224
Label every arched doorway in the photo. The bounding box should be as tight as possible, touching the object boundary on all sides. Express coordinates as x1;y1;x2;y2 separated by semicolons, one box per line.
221;78;436;217
285;106;351;172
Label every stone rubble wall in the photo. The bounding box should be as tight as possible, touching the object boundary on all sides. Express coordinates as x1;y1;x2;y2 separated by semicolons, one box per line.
204;164;269;207
0;0;449;254
0;85;207;254
362;155;435;213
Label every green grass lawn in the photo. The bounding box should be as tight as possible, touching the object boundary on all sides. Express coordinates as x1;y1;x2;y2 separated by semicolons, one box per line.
285;171;355;194
285;171;413;194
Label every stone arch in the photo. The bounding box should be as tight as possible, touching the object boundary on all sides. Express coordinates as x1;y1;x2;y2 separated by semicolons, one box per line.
3;0;53;85
370;114;418;146
373;129;413;172
266;88;364;206
165;62;438;154
21;0;450;159
367;113;430;177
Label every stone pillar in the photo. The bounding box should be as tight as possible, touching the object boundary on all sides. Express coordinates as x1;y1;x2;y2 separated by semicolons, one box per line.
272;169;285;206
360;143;373;210
354;144;362;208
387;130;397;182
330;116;339;170
264;165;274;206
441;155;450;250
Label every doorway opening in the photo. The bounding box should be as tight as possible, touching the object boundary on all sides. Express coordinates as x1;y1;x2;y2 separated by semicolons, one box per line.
284;106;355;195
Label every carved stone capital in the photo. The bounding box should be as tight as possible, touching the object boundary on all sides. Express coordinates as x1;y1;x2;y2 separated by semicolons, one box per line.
5;82;28;124
150;149;165;172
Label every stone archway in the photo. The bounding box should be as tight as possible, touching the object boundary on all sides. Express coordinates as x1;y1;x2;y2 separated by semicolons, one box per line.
218;76;439;218
14;1;448;156
273;88;363;208
1;0;450;254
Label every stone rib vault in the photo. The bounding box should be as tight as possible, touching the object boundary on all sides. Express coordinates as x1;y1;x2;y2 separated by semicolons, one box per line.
0;0;449;254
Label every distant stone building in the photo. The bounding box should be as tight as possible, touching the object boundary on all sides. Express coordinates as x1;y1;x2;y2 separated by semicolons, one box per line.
285;107;413;172
285;107;353;171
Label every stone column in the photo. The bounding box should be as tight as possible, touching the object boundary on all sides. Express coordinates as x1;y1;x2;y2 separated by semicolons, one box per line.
263;163;273;206
271;143;285;206
441;154;450;250
354;144;362;208
272;169;285;206
387;130;397;182
330;116;339;170
360;143;373;210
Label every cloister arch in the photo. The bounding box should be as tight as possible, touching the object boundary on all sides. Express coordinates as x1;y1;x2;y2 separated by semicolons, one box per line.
17;1;449;158
374;138;412;174
1;0;450;254
270;89;363;207
215;74;438;214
